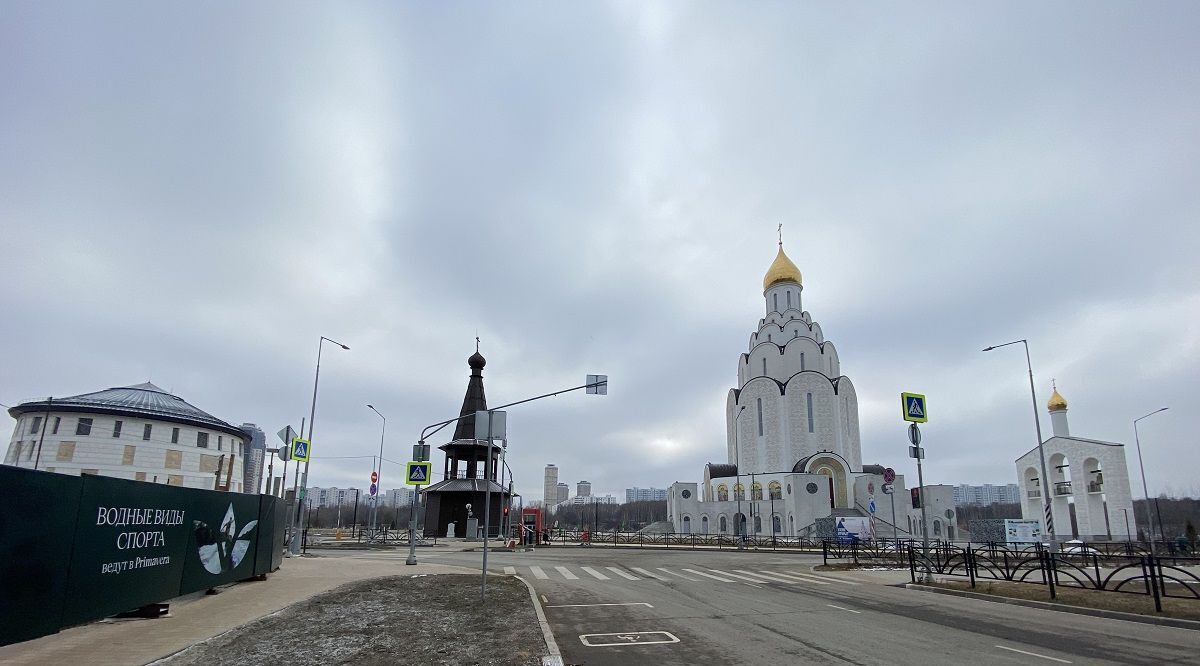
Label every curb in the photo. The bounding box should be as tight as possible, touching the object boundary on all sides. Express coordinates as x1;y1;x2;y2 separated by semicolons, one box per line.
905;583;1200;631
513;575;563;666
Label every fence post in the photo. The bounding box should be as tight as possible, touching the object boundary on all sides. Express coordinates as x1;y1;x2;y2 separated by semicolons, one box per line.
822;540;829;565
1044;550;1056;600
1147;556;1163;612
908;543;916;583
967;547;976;588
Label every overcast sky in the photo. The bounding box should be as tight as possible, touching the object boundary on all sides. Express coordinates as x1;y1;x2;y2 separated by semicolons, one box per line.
3;3;1198;501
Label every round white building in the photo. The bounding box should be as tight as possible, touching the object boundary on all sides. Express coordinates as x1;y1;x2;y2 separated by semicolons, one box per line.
5;382;247;491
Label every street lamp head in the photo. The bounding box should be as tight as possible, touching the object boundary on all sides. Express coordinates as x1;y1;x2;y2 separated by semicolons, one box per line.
367;404;374;409
340;344;350;350
982;346;995;352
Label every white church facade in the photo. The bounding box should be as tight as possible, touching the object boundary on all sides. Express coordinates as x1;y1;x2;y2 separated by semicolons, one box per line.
668;242;954;539
1016;386;1136;540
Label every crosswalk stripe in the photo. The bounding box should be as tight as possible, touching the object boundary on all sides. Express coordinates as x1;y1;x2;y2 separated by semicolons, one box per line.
503;566;517;575
581;566;611;580
631;567;671;581
737;570;802;584
683;568;736;583
657;567;700;582
710;569;773;583
529;566;549;580
793;571;860;585
555;566;579;580
759;570;830;585
728;569;789;583
607;567;640;580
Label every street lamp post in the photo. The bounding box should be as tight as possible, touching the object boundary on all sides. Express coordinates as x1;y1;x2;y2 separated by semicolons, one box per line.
983;339;1057;552
1133;407;1168;553
734;406;747;548
367;404;387;537
289;335;350;556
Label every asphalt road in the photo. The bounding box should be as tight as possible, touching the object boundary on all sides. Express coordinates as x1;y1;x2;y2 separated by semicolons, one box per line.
334;546;1199;665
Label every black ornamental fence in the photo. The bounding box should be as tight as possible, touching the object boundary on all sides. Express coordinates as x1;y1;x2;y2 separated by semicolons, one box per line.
902;541;1200;613
0;465;287;647
545;528;826;551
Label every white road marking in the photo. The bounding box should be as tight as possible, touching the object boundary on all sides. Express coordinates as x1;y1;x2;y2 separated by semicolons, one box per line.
579;631;680;647
607;567;640;580
730;569;791;583
797;571;860;585
683;568;736;583
712;569;775;583
540;594;548;603
826;604;861;614
503;566;517;575
657;567;700;581
581;566;611;580
530;566;549;580
760;570;831;585
740;570;804;584
546;602;654;608
995;646;1072;663
631;567;671;581
555;566;579;580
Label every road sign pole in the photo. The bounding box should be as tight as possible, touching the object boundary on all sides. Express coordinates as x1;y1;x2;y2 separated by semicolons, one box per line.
912;425;932;583
481;409;494;600
405;442;425;566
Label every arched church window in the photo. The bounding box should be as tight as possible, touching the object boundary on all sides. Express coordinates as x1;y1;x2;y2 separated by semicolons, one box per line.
717;484;728;502
787;291;792;309
682;516;691;533
806;393;815;432
756;399;764;436
753;515;762;533
773;293;778;312
733;483;745;501
772;514;781;534
762;358;767;376
767;333;771;342
768;481;782;500
719;516;727;533
751;482;763;500
933;520;942;536
801;352;805;371
701;516;709;534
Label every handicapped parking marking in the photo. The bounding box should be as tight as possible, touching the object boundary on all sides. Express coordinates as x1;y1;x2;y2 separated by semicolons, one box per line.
578;631;680;647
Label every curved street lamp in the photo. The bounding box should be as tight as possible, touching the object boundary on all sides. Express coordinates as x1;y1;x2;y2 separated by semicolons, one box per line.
367;404;386;536
1134;407;1168;552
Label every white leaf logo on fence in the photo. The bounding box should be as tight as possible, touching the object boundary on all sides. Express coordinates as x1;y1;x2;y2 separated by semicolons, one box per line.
192;503;259;574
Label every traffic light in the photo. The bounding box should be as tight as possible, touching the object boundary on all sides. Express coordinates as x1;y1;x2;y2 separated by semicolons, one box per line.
911;487;921;509
503;506;509;516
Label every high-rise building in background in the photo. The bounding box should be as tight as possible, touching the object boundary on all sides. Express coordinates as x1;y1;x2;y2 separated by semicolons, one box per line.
385;487;415;508
240;423;266;493
544;464;559;505
556;483;569;503
952;483;1021;505
626;487;668;503
577;480;591;497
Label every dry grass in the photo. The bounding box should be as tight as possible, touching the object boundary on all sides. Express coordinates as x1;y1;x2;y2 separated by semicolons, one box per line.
931;578;1200;621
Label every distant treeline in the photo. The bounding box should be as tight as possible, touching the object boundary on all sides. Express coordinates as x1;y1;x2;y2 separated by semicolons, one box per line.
954;498;1200;542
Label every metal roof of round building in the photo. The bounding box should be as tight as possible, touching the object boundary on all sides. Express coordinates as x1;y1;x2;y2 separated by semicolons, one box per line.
9;382;245;438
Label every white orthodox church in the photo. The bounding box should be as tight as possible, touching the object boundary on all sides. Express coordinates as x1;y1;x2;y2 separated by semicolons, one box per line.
667;242;955;539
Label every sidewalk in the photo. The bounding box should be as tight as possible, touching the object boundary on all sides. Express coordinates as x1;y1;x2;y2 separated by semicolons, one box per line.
0;555;476;666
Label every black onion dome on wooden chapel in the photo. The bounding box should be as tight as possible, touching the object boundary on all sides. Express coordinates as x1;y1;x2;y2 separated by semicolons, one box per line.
451;347;488;441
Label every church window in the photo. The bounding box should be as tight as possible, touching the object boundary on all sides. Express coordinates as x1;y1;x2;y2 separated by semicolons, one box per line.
751;482;763;500
756;398;764;436
717;484;728;502
734;483;745;501
762;358;767;376
806;393;814;432
769;481;782;500
772;515;782;534
773;293;778;312
933;520;942;537
701;516;709;534
801;353;805;371
767;333;771;342
787;291;792;309
753;515;762;533
682;516;691;533
719;516;727;533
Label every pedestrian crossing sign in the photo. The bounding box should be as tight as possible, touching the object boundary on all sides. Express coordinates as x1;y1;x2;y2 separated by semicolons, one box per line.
291;438;311;462
406;461;432;486
901;392;928;423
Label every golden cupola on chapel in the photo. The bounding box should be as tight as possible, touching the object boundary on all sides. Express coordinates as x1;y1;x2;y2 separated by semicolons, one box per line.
1047;386;1068;412
763;244;803;291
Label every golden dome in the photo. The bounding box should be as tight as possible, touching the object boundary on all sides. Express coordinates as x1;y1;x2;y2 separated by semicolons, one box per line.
763;245;802;291
1047;386;1068;412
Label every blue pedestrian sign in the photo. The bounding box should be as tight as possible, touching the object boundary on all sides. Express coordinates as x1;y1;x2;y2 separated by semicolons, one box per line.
901;392;927;423
868;499;876;514
405;461;432;486
291;438;311;462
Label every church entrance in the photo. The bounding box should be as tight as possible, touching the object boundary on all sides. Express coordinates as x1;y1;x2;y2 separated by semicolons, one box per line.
809;456;850;509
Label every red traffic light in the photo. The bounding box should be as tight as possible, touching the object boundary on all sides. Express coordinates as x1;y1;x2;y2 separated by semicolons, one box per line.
910;487;921;509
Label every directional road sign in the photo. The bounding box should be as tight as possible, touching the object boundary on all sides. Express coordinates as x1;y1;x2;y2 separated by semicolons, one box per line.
901;392;927;423
291;438;311;462
406;461;432;486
